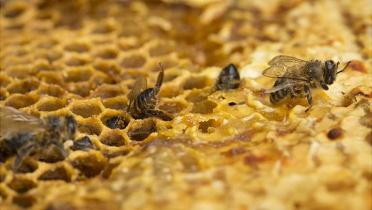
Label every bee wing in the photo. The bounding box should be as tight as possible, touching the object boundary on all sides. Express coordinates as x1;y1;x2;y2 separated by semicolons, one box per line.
128;76;147;103
264;81;304;94
0;106;44;139
263;55;308;81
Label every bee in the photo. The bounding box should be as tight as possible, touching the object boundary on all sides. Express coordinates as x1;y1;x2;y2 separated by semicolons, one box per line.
263;55;351;110
127;63;172;121
0;106;76;170
215;63;241;90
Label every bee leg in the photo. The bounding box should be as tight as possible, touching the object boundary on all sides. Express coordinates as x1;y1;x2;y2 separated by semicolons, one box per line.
304;85;313;112
13;142;36;170
145;109;173;121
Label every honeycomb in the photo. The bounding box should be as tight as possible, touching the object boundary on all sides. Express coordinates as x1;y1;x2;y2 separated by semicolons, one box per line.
0;0;371;209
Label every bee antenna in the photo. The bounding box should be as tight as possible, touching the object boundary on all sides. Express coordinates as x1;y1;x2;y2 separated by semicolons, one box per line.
337;61;351;74
155;63;165;90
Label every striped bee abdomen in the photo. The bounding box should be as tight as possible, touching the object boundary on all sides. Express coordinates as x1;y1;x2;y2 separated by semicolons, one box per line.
269;78;289;104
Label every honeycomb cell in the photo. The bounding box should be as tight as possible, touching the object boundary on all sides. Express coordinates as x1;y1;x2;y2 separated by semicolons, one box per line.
77;119;102;136
5;94;39;109
5;66;35;79
91;22;115;34
70;153;107;178
71;136;95;151
149;42;174;57
183;76;210;90
3;2;27;18
37;146;67;164
99;130;126;147
102;97;128;110
0;88;8;100
96;48;118;59
90;84;124;99
64;42;90;53
35;49;63;63
0;74;12;87
36;97;66;112
37;39;59;49
37;84;65;97
93;60;121;75
158;101;187;114
38;166;71;182
67;82;92;97
128;119;157;141
71;101;103;118
121;54;147;68
14;159;38;174
37;72;64;86
65;68;93;82
191;100;217;114
198;119;220;133
7;177;37;194
12;194;36;208
65;56;90;67
7;79;39;94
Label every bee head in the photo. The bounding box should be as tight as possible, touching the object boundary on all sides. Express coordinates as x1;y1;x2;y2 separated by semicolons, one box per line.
323;60;338;85
216;64;240;90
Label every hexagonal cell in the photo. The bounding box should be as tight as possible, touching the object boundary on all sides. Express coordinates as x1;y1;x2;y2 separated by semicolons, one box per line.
128;119;157;141
67;82;92;97
37;84;65;97
12;194;36;208
65;68;93;82
90;84;124;99
91;22;115;34
37;39;59;49
3;2;26;18
70;153;107;178
121;54;146;68
71;101;103;118
77;119;102;136
5;94;39;109
37;145;67;164
149;42;174;57
93;60;121;75
71;136;95;151
118;37;144;50
159;100;187;114
35;49;63;63
0;88;8;100
89;71;117;87
14;159;38;174
37;97;66;112
96;48;118;59
65;56;89;67
102;97;128;110
5;66;35;79
191;100;217;114
37;72;64;86
38;166;71;182
183;76;210;90
198;119;220;133
0;74;12;87
64;42;90;53
99;130;126;147
7;79;39;94
7;177;37;194
185;90;209;103
101;113;129;130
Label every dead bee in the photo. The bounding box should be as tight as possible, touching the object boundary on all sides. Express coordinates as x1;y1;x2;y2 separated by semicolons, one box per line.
127;63;172;121
0;106;76;169
215;63;240;90
263;55;351;110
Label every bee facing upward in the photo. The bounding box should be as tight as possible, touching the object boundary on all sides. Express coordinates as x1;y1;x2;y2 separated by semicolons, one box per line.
0;106;76;169
215;64;240;90
127;63;172;121
263;55;351;110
